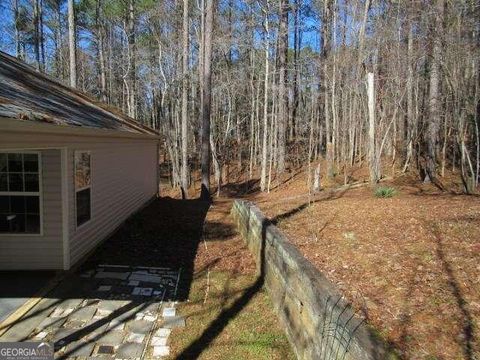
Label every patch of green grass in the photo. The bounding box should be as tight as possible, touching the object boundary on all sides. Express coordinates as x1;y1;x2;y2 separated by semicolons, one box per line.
168;271;294;360
374;186;397;198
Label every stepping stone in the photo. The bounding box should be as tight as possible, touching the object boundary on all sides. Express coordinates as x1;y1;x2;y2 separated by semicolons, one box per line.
65;319;85;329
61;308;74;316
95;271;130;280
127;332;145;344
97;308;113;317
50;308;65;318
98;300;128;312
33;331;48;340
129;273;162;284
69;306;97;322
144;315;156;322
98;285;112;292
83;320;109;340
80;270;95;278
107;321;125;331
53;328;76;345
126;320;153;334
162;316;185;329
153;345;170;357
37;316;66;331
116;342;145;358
57;299;83;310
154;328;171;338
64;340;95;357
128;280;140;286
162;307;175;317
132;287;153;296
151;336;168;346
97;330;125;346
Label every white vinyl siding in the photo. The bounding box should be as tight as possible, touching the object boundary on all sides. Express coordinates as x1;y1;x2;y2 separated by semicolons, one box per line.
0;127;158;270
68;142;157;265
0;149;63;269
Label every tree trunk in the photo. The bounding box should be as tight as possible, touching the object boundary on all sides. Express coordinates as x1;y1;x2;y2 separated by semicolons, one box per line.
368;72;379;183
277;0;288;173
181;0;190;198
200;0;214;200
33;0;41;71
426;0;444;180
68;0;77;87
127;0;137;118
260;4;270;192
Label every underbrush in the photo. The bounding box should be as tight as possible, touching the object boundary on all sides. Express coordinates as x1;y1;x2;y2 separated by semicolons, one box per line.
374;186;397;198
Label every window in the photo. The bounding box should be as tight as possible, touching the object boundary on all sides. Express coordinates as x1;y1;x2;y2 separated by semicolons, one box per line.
75;151;91;227
0;152;41;234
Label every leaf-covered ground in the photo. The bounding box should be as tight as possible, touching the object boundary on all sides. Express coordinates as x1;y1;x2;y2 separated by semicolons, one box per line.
250;172;480;359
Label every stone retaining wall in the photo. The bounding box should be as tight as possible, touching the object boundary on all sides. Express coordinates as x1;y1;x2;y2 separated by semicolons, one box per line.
231;199;397;360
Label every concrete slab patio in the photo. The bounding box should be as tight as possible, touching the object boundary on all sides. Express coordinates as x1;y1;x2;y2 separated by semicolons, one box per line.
0;197;209;359
0;271;56;323
0;265;184;359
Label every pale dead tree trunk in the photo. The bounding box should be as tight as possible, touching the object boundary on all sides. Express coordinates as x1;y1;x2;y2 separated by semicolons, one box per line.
367;72;380;183
277;0;288;173
200;0;214;200
67;0;77;87
127;0;136;118
181;0;190;198
403;19;414;172
426;0;444;181
248;27;256;179
260;2;270;192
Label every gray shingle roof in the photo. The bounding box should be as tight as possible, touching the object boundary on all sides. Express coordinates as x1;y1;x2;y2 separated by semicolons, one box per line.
0;51;157;135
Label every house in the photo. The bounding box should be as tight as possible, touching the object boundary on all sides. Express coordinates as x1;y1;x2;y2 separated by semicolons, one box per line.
0;51;160;270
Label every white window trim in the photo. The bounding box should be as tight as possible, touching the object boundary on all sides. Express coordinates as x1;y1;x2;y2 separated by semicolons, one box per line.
0;150;43;236
74;150;92;230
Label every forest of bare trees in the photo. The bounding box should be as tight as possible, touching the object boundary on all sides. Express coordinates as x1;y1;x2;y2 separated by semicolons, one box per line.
1;0;479;195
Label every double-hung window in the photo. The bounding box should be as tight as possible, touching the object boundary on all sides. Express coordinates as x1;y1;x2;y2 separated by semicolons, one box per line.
75;151;91;227
0;152;41;234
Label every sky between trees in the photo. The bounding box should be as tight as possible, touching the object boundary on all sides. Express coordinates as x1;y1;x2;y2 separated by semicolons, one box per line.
0;0;479;196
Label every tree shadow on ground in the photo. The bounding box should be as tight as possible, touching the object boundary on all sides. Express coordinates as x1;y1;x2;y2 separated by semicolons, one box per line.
174;214;269;360
429;221;476;359
1;197;211;358
84;196;211;301
218;179;260;198
270;187;350;225
396;219;478;359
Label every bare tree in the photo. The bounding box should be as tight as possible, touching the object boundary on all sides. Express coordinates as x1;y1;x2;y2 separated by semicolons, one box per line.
181;0;190;198
200;0;214;200
67;0;77;87
425;0;444;182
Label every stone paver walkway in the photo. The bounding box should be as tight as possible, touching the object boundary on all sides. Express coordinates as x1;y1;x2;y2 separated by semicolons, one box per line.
20;265;185;359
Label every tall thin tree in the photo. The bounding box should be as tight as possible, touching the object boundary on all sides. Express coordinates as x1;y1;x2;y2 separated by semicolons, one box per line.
181;0;190;198
67;0;77;87
200;0;214;200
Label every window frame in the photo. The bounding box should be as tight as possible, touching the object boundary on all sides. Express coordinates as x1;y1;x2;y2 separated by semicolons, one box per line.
0;151;43;236
74;150;92;230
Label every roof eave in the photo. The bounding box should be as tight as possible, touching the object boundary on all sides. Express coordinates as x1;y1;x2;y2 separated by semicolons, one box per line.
0;117;161;140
